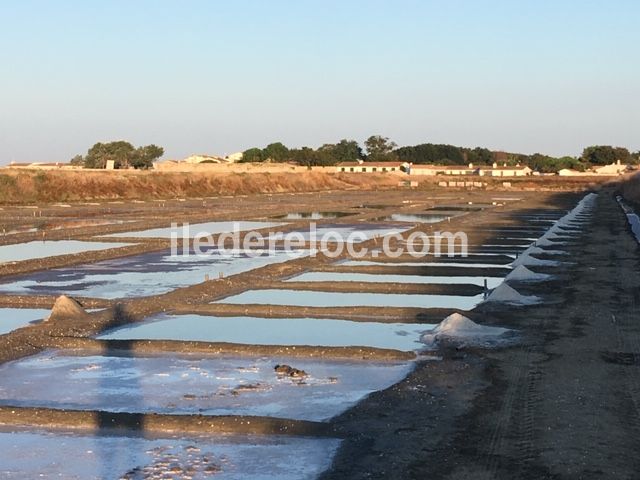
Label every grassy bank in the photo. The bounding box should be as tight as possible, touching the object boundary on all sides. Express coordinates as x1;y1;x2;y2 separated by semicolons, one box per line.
0;168;612;205
0;170;400;205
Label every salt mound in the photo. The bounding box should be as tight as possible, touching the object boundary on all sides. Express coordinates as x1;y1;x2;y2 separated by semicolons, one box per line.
505;265;551;282
484;283;540;305
540;232;566;241
420;313;510;347
535;237;563;247
524;246;567;256
46;295;88;322
547;225;578;236
511;253;559;267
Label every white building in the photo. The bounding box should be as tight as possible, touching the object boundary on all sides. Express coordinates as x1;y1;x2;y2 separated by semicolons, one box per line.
409;163;478;176
592;161;628;175
182;154;229;164
336;161;406;173
478;163;532;177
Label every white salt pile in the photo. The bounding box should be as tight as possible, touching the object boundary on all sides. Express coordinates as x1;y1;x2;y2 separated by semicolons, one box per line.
420;313;511;348
547;225;578;236
523;246;567;256
511;253;559;268
526;194;598;252
539;231;567;242
505;265;551;282
535;237;564;247
484;283;540;305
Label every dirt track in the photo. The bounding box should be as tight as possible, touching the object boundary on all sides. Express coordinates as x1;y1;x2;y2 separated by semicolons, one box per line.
320;191;640;479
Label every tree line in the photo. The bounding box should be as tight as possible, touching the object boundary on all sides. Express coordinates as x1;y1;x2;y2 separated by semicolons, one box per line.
71;141;164;169
240;136;640;173
69;137;639;173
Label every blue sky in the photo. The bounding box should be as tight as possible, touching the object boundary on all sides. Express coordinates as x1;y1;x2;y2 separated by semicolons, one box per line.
0;0;638;162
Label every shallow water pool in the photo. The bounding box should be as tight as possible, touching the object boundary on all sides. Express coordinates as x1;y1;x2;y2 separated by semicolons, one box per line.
0;240;133;264
215;288;484;310
340;260;511;269
106;221;285;239
98;313;434;351
374;213;458;223
286;271;503;288
0;352;412;421
0;248;306;299
0;430;340;480
627;214;640;243
0;308;51;335
286;223;411;243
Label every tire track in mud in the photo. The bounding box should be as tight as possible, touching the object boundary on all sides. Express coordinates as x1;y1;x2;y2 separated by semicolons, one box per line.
474;347;546;480
477;348;532;478
513;361;543;471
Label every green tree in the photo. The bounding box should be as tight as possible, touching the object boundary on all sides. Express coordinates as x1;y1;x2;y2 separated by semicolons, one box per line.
132;144;164;169
364;135;397;162
523;153;585;173
82;141;163;169
394;143;465;165
240;147;264;163
327;139;363;162
466;147;494;165
263;142;289;162
581;145;633;166
70;154;85;166
290;147;320;166
288;147;337;166
84;141;136;169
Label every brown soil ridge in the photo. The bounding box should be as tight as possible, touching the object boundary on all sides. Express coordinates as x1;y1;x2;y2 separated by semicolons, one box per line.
0;406;337;437
42;338;417;362
0;169;399;205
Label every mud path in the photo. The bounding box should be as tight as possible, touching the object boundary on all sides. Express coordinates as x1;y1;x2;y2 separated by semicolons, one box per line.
320;191;640;479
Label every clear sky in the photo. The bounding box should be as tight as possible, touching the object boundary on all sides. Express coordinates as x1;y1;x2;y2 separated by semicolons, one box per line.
0;0;638;163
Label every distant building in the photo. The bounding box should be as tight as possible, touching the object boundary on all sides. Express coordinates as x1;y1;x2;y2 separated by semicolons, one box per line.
409;163;478;176
592;161;628;175
478;163;532;177
336;161;405;173
408;162;531;177
183;154;229;164
225;152;244;163
558;169;592;176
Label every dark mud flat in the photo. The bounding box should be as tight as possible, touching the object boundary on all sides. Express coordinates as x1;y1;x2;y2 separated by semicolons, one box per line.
320;192;640;479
